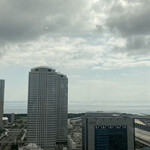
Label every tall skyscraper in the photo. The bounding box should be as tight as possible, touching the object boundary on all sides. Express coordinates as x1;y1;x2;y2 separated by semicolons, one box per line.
27;66;68;149
82;112;135;150
56;73;68;144
0;80;5;128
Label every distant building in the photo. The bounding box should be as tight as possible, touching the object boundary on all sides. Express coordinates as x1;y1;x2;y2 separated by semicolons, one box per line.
0;80;5;128
27;66;68;149
82;112;135;150
68;133;82;150
2;117;8;126
11;113;15;124
68;135;76;149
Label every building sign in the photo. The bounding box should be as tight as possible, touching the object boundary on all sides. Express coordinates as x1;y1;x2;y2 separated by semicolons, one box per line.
95;125;127;129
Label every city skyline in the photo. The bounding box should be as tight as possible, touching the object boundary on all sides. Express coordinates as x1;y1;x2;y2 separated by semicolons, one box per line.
2;66;150;114
0;0;150;114
0;0;149;149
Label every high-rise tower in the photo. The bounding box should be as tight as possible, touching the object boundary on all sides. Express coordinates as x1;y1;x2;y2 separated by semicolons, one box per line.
0;80;5;128
27;67;68;149
56;73;68;144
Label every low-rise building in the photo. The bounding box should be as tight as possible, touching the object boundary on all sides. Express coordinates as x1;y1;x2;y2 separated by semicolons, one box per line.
2;117;8;126
68;117;82;150
68;133;82;150
23;143;43;150
11;113;15;124
82;112;135;150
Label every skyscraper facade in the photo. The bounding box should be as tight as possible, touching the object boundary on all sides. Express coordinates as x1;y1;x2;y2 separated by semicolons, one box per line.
27;67;68;149
56;73;68;143
82;112;135;150
0;80;5;128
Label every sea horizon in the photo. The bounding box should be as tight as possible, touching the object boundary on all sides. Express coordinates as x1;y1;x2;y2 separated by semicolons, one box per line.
4;100;150;115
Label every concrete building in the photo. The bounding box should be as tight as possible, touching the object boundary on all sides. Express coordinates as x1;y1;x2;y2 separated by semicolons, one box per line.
11;113;15;124
56;73;68;144
68;133;82;150
68;135;76;149
82;112;135;150
2;117;8;126
23;143;43;150
0;80;5;128
68;117;82;150
27;66;68;149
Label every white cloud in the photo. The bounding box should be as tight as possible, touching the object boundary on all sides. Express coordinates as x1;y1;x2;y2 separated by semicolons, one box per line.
0;0;149;69
0;35;150;70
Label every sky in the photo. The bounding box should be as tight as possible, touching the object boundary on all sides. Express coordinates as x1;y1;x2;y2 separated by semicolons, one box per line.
0;0;150;113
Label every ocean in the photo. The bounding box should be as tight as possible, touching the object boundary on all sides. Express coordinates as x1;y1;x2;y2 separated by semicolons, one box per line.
4;100;150;115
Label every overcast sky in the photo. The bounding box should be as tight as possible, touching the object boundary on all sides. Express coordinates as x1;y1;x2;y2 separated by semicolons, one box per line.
1;0;150;113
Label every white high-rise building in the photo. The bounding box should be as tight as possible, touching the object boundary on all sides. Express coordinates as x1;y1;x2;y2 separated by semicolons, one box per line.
0;80;5;128
27;67;68;149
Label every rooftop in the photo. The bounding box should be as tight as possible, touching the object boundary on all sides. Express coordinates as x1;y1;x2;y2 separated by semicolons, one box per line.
32;66;55;71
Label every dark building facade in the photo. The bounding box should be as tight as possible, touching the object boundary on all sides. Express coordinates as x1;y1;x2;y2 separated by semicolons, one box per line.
82;112;135;150
0;80;5;128
95;125;127;150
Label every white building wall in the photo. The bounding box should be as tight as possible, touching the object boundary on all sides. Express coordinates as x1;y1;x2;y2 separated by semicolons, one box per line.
68;135;76;149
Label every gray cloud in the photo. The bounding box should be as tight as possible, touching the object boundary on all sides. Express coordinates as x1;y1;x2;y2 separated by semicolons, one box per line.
125;36;150;55
0;0;89;43
113;36;150;56
0;0;150;69
107;2;150;36
95;0;150;55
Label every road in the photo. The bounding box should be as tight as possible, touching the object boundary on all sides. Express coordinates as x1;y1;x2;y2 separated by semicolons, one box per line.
0;129;22;150
135;128;150;146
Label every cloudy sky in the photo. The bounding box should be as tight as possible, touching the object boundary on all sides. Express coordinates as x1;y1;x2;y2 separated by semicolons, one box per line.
1;0;150;113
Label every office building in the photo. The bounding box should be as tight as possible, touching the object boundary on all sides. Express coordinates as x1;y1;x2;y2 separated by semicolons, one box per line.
56;73;68;143
0;80;5;128
82;112;135;150
2;117;8;126
11;113;15;124
27;66;68;149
